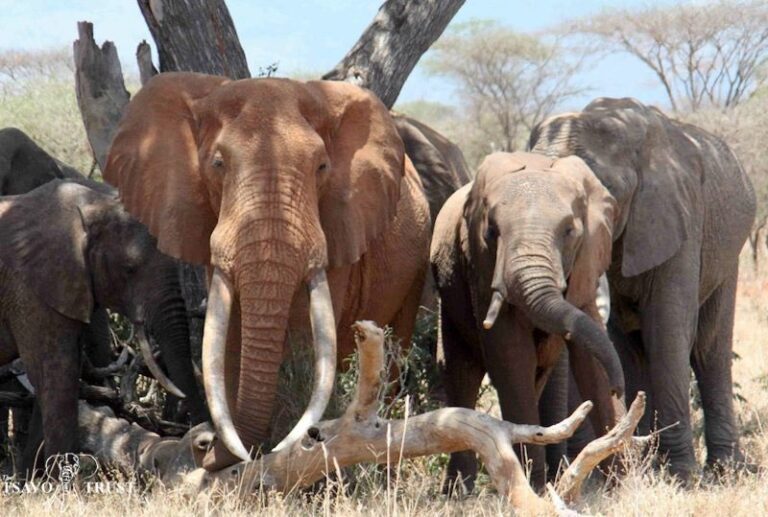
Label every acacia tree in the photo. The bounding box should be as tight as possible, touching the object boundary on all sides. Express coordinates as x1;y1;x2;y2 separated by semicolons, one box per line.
424;19;584;165
571;0;768;112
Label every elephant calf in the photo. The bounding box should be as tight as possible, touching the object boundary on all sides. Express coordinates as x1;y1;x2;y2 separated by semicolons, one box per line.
431;151;624;490
0;180;192;473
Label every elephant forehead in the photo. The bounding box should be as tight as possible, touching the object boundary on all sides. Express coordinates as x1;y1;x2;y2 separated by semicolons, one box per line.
489;172;573;209
202;78;324;126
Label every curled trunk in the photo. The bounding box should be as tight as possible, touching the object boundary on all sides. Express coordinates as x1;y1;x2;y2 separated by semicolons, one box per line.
505;264;624;396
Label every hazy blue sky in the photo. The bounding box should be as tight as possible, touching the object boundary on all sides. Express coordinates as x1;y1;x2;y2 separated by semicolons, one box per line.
0;0;674;110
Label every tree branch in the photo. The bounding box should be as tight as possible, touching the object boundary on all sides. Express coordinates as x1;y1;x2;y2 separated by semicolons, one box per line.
323;0;465;108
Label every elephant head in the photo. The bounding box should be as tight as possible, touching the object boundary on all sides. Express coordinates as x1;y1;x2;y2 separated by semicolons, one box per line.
528;97;703;278
104;73;407;464
465;152;624;395
0;180;187;396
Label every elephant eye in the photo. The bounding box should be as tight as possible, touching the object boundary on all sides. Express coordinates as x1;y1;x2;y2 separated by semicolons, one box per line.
317;162;329;173
211;151;224;169
484;223;498;243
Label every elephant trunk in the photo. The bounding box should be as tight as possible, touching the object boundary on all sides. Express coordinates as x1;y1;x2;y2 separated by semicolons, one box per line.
488;259;624;397
146;266;209;424
203;184;336;462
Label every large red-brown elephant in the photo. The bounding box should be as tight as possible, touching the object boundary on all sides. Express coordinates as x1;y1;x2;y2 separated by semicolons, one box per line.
104;73;431;470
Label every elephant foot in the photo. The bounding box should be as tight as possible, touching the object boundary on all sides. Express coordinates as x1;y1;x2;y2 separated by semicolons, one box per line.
704;451;761;480
656;449;699;487
442;451;478;496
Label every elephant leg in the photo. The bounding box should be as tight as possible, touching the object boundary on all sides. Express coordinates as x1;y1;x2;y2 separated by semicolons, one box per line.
640;253;700;480
566;368;595;459
390;271;428;351
21;402;43;478
539;349;569;479
484;315;544;490
441;313;485;495
690;270;744;471
570;345;618;438
19;330;80;476
609;319;652;435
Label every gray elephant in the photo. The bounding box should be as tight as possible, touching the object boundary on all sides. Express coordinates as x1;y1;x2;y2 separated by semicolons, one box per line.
0;127;207;428
392;114;473;227
431;151;624;490
528;98;756;479
0;179;196;473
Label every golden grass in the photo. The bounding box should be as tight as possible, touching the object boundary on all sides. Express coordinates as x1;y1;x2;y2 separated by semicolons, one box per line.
2;250;767;515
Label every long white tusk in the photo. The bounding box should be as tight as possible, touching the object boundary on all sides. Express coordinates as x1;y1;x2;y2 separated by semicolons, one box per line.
272;268;337;452
483;291;505;330
136;325;186;399
202;268;251;462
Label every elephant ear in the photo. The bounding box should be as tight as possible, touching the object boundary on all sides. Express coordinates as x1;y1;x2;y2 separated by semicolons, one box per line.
104;72;229;265
552;156;618;309
307;81;405;266
0;180;94;322
618;111;703;277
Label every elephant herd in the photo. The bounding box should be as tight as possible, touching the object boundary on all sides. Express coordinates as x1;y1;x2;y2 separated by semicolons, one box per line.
0;73;757;493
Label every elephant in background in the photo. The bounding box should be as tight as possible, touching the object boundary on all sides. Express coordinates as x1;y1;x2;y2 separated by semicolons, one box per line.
431;151;624;490
529;97;756;478
392;113;472;227
0;127;82;190
0;127;207;427
104;73;431;470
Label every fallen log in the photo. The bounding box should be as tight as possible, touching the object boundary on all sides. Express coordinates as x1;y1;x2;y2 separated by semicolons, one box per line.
78;401;213;483
74;320;644;512
184;321;646;514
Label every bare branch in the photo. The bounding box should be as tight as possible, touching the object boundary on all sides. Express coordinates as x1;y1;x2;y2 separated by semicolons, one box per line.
572;1;768;112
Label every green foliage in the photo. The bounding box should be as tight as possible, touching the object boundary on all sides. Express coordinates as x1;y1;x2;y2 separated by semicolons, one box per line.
419;18;584;167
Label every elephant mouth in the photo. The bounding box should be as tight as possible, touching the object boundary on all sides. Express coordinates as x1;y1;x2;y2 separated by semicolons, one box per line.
201;266;337;462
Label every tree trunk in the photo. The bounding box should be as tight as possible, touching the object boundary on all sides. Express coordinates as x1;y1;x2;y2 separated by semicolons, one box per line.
323;0;465;108
73;21;131;171
136;0;250;79
136;40;158;85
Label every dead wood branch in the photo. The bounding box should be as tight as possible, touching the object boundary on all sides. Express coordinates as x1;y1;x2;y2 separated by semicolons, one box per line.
73;21;130;171
556;391;647;503
136;40;158;85
185;321;645;514
78;401;212;482
0;390;33;407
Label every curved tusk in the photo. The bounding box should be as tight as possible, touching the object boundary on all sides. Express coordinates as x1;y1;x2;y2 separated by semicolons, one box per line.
202;268;251;462
136;325;186;399
272;268;337;452
483;291;505;330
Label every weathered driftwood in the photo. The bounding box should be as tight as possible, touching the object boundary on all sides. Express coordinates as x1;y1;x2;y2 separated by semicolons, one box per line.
72;21;130;171
181;321;646;514
137;0;250;79
323;0;465;108
78;401;213;483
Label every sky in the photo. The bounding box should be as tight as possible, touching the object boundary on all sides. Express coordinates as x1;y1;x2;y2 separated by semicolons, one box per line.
0;0;674;111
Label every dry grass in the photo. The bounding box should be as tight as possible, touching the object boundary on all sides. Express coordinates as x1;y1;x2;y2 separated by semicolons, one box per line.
2;249;767;515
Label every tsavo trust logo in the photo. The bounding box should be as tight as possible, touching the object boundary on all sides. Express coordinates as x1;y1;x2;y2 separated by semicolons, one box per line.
2;453;136;495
